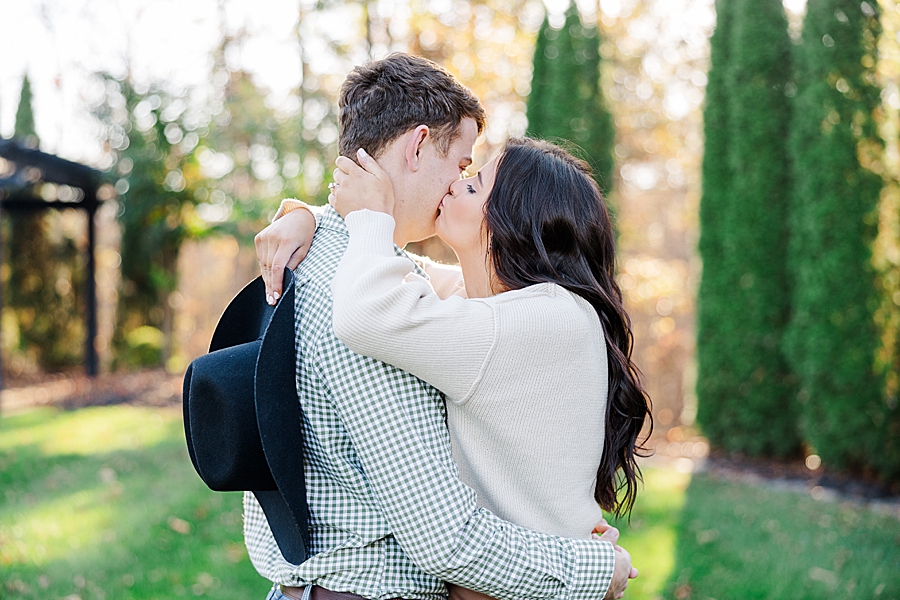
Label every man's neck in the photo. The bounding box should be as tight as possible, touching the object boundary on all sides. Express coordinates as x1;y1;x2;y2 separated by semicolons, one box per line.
389;203;415;248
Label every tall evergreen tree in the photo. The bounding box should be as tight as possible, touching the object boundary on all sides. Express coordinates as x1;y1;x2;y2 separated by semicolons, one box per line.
786;0;896;475
696;0;737;449
13;75;38;148
723;0;798;455
697;0;799;456
526;4;615;196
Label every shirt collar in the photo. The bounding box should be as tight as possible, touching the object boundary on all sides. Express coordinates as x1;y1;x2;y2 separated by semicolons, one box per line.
317;205;427;279
317;204;348;235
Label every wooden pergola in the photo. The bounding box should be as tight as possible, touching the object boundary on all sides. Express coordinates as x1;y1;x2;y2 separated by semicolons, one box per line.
0;139;105;387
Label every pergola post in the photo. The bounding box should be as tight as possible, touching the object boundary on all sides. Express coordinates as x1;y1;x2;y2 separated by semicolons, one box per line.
85;199;98;377
0;206;4;392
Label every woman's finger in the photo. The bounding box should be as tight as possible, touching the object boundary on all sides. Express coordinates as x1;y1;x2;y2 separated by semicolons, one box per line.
595;527;619;545
335;155;367;176
356;148;388;180
254;232;270;302
261;238;276;304
592;518;610;534
264;241;279;304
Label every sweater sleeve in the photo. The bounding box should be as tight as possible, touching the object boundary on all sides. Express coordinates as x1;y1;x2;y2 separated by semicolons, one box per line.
272;197;327;224
332;210;494;403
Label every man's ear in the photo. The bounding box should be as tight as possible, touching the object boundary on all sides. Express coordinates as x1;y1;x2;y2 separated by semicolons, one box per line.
404;125;430;172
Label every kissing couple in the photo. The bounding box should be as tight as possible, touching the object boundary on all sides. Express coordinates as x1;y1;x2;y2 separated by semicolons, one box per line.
249;52;651;600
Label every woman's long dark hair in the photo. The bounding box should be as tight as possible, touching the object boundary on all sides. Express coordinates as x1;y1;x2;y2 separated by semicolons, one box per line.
485;138;652;517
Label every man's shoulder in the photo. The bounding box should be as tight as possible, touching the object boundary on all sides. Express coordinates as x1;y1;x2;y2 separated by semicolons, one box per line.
284;209;346;347
294;216;349;289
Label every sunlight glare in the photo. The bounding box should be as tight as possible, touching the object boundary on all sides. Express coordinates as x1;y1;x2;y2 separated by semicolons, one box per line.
783;0;807;15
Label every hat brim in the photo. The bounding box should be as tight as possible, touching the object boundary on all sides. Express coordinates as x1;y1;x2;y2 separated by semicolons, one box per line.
183;268;309;564
255;268;309;564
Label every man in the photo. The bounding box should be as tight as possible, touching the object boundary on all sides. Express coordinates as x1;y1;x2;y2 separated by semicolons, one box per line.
250;53;634;600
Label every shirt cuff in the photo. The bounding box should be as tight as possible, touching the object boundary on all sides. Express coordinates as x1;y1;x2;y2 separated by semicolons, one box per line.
565;538;616;600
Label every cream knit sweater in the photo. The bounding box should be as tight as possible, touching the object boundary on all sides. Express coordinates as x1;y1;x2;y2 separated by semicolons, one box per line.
332;210;608;540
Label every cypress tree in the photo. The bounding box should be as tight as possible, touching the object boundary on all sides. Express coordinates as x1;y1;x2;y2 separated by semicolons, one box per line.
724;0;798;456
696;0;737;449
14;75;38;148
526;5;615;196
786;1;893;475
697;0;799;457
528;13;550;135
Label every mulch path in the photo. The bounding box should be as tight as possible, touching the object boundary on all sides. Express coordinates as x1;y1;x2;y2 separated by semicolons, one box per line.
0;369;183;414
701;451;900;500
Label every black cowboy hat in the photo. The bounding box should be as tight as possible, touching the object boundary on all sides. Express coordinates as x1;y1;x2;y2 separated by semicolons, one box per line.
183;268;308;564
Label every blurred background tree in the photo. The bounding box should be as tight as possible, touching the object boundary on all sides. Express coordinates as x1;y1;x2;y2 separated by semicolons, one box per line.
696;0;736;455
696;0;799;458
92;76;208;369
90;1;345;370
13;76;38;150
874;0;900;480
723;0;797;457
2;74;85;373
786;0;897;478
526;3;615;196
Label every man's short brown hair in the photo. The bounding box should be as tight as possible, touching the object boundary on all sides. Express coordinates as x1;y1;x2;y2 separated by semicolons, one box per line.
338;53;486;159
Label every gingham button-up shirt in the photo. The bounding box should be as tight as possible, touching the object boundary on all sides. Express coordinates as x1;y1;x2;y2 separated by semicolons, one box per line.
243;206;615;600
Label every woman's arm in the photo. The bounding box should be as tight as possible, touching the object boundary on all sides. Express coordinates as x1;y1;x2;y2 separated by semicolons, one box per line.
332;210;493;403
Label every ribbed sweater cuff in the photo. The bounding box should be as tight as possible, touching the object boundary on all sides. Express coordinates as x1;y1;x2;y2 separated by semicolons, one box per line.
344;210;397;256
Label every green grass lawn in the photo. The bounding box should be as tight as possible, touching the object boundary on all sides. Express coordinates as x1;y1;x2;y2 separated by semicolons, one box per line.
613;462;900;600
609;465;692;600
3;405;899;600
0;405;270;599
661;472;900;600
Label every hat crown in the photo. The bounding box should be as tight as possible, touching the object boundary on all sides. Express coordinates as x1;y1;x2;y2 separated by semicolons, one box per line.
184;342;276;492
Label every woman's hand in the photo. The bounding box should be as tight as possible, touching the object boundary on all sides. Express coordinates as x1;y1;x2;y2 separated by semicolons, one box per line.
255;208;316;305
329;148;395;217
594;519;638;599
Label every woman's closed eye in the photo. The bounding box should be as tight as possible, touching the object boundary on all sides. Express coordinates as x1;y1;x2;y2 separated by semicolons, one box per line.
466;184;476;194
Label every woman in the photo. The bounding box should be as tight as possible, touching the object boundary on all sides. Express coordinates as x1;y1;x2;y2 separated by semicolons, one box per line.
327;138;651;573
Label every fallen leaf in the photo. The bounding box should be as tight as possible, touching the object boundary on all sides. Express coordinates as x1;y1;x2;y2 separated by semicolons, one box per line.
167;516;192;535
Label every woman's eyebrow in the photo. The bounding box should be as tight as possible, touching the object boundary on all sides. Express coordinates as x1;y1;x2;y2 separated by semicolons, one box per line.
477;170;483;185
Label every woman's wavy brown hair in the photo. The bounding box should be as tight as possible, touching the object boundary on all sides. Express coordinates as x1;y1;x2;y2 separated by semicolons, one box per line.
485;137;653;517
